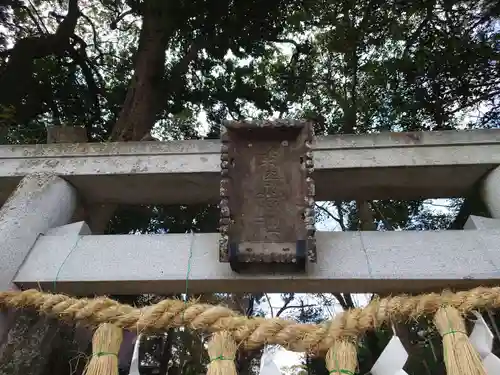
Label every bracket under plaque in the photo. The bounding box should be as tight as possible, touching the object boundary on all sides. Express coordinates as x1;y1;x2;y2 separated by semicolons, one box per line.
219;119;316;273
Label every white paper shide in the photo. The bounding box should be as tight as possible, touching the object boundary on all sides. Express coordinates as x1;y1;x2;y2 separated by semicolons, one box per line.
128;334;141;375
371;335;409;375
469;311;500;375
259;347;282;375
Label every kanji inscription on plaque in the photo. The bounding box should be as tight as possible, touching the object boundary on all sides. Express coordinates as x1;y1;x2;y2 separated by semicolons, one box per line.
219;119;316;273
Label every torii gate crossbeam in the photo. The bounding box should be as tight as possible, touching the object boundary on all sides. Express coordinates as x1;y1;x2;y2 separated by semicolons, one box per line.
0;129;499;206
2;129;500;295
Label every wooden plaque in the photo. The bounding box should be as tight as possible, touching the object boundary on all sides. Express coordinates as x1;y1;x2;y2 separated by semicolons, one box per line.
219;120;316;273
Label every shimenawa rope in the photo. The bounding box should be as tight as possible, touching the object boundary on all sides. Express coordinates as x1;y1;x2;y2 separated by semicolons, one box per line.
1;286;500;353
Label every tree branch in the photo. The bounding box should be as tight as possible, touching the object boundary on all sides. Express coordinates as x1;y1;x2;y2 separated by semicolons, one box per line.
275;294;295;317
271;304;316;310
80;12;105;61
315;203;342;226
264;293;274;318
0;0;81;123
54;0;80;41
333;293;349;310
402;0;436;59
335;201;347;231
369;200;395;230
110;9;134;30
21;3;46;35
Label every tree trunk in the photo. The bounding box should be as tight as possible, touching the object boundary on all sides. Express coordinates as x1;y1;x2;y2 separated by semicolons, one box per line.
86;3;172;233
110;3;170;142
0;309;91;375
2;3;178;374
41;323;91;375
0;311;61;375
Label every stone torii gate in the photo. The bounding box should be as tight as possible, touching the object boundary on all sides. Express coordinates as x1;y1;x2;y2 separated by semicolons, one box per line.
1;124;500;296
1;122;500;375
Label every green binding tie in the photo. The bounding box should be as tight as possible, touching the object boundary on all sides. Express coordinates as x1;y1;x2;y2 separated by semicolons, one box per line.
442;329;467;338
210;355;234;362
329;370;355;375
95;351;118;358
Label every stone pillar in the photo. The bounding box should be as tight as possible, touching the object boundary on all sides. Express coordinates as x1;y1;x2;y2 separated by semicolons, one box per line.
46;125;87;144
480;166;500;218
45;125;114;234
0;173;78;290
0;173;78;374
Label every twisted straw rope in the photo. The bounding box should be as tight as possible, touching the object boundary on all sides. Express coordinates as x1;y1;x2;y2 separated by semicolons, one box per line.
1;286;499;353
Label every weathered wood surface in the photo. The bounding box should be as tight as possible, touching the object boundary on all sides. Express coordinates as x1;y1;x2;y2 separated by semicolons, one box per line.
219;120;316;271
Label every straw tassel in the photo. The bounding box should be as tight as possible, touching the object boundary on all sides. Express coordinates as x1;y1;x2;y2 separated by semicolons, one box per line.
434;306;486;375
83;323;123;375
325;339;358;375
206;331;238;375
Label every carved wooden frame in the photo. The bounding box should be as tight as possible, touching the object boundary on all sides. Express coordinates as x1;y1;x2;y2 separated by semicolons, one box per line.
219;119;316;272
